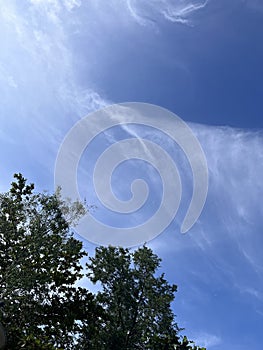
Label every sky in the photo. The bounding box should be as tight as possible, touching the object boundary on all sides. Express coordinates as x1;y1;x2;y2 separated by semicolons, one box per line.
0;0;263;348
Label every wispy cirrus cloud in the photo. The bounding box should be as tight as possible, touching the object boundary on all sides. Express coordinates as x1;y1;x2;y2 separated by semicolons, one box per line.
144;123;263;349
0;0;109;189
192;332;221;348
126;0;210;26
148;123;263;291
0;0;107;123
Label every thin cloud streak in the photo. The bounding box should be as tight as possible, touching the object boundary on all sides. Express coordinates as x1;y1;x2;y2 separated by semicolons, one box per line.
126;0;209;25
162;0;209;24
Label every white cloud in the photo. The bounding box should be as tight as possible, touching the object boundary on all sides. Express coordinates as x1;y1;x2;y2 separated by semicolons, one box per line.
192;332;221;347
0;0;109;186
147;123;263;304
63;0;82;11
0;0;108;124
126;0;210;26
243;287;263;300
7;76;18;88
162;0;209;24
126;0;150;26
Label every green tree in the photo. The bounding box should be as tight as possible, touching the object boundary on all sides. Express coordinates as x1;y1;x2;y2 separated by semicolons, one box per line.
84;245;206;350
0;174;206;350
0;174;96;349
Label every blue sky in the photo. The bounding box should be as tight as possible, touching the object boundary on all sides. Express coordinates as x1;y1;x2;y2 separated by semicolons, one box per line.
1;0;263;348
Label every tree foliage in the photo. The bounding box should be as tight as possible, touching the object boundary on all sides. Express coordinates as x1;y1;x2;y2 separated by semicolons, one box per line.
0;174;96;349
0;174;206;350
84;246;205;350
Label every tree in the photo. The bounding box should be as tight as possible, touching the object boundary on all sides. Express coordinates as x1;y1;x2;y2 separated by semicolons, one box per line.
84;245;206;350
0;174;97;349
0;174;206;349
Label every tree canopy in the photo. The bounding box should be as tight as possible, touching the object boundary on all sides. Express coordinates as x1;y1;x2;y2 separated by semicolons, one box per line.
0;174;206;350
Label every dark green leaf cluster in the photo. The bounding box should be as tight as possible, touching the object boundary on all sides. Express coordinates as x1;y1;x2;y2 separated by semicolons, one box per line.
85;246;179;349
0;174;206;350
